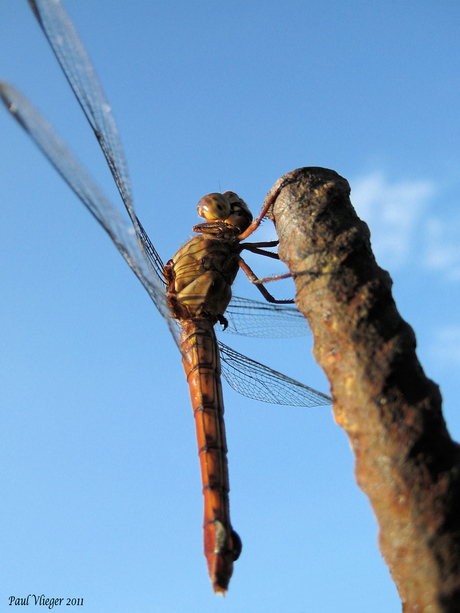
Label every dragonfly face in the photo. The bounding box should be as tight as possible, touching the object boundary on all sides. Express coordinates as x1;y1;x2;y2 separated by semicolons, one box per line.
197;191;253;233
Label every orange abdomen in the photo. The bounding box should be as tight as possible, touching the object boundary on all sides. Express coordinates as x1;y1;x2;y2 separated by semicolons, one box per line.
180;319;241;594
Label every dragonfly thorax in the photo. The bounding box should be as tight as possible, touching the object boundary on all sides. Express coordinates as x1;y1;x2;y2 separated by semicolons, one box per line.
165;232;241;325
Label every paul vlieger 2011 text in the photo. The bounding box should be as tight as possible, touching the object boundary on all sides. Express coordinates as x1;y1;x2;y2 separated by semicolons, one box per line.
8;595;83;608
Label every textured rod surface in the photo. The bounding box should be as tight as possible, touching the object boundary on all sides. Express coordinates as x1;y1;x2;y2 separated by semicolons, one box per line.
264;167;460;613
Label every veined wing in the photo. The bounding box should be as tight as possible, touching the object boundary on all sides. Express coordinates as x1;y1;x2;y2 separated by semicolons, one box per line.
3;0;329;406
28;0;138;230
0;81;328;407
28;0;172;288
135;215;167;283
0;82;180;350
218;342;331;407
225;296;309;338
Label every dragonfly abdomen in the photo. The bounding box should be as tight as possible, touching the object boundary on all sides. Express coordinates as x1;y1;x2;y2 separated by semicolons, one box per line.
180;320;241;594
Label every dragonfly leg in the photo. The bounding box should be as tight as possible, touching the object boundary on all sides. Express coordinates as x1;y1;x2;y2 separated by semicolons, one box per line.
244;240;279;247
241;242;280;260
252;272;293;284
238;258;294;304
237;192;277;240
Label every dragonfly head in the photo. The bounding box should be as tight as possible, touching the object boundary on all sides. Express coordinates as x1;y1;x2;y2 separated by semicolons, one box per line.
197;192;253;232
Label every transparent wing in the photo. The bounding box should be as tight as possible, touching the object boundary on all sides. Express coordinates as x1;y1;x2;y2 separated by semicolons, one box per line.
218;341;331;407
0;82;181;350
0;84;330;408
224;296;310;338
28;0;137;230
4;0;328;407
135;216;168;284
27;1;310;341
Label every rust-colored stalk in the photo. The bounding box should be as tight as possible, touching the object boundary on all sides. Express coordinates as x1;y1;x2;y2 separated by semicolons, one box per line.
263;167;460;613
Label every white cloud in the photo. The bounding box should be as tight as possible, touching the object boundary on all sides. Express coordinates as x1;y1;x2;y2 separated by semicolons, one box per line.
351;172;435;270
422;217;460;281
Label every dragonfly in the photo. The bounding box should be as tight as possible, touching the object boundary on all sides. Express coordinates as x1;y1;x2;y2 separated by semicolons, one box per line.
0;0;331;594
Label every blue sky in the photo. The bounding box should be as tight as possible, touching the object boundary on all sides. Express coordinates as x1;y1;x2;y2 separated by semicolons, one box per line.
1;1;459;611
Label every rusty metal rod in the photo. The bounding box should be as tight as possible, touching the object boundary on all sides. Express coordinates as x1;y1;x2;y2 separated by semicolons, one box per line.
264;167;460;613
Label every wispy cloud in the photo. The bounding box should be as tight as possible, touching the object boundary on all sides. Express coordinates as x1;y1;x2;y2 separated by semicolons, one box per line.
422;217;460;281
351;172;435;270
351;171;460;282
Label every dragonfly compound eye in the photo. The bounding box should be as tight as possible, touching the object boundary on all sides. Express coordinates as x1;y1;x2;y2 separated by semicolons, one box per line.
197;193;231;221
222;191;253;231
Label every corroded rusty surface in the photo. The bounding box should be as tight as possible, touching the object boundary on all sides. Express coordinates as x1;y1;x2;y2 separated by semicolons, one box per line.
264;167;460;612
